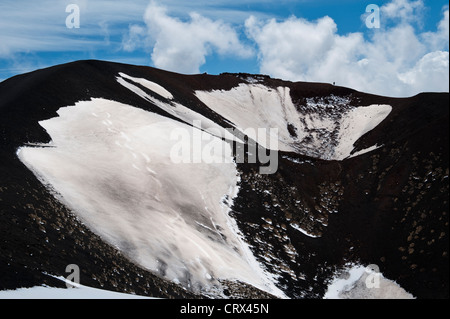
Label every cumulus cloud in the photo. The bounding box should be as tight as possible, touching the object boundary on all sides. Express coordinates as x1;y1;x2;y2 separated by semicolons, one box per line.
130;1;253;74
398;51;449;92
245;15;338;81
123;0;448;96
381;0;425;24
245;1;449;97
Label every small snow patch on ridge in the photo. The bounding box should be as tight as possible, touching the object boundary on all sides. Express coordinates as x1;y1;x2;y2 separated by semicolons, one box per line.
118;72;174;100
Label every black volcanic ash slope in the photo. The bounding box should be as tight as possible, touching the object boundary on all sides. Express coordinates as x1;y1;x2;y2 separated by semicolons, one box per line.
0;60;448;298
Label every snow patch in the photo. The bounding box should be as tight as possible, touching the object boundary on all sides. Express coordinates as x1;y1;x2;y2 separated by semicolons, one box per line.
290;223;321;238
195;83;300;152
118;72;173;100
195;84;392;161
0;274;155;299
117;73;240;144
324;264;415;299
349;144;383;158
0;283;153;299
17;98;284;297
334;105;392;160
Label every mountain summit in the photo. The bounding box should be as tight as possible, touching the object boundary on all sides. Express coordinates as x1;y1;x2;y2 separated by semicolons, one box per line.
0;60;448;299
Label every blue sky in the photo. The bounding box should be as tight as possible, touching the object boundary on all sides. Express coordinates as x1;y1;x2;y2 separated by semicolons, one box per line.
0;0;448;96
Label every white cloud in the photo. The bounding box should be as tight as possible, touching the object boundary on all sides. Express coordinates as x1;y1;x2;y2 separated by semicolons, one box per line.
137;1;253;74
245;15;337;81
245;1;449;97
398;51;449;93
381;0;425;25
